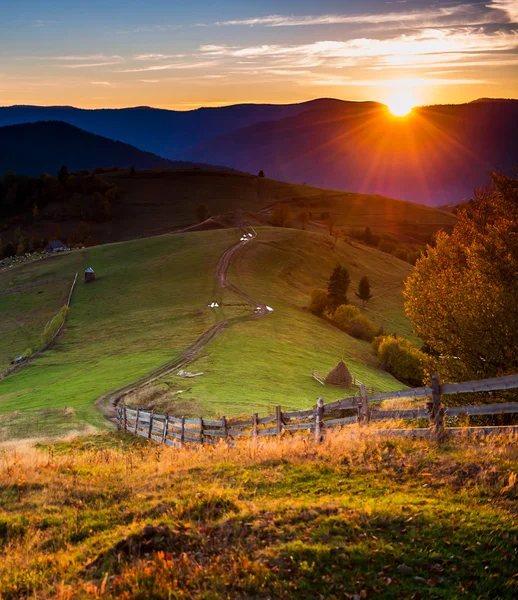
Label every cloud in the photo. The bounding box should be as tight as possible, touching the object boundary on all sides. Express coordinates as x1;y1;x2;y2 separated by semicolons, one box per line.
133;53;185;60
489;0;518;22
199;28;518;68
212;4;490;27
116;61;217;73
63;61;122;69
90;81;112;86
310;76;489;86
25;54;122;61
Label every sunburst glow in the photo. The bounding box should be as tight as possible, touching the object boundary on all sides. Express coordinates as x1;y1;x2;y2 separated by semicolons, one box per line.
387;94;415;117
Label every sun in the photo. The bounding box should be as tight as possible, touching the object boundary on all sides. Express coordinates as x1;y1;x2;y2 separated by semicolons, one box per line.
387;94;415;117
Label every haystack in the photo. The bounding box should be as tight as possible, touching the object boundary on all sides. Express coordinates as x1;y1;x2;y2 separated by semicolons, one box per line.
325;360;353;387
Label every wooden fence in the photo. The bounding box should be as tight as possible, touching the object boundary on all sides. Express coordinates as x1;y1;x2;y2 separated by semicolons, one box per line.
118;373;518;446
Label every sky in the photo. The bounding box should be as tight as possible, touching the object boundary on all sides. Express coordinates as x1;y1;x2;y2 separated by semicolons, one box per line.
0;0;517;109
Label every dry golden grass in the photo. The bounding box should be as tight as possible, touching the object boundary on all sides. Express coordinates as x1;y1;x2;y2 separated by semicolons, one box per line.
0;430;517;598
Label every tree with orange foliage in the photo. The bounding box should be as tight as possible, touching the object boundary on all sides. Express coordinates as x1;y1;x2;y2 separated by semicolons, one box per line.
404;170;518;382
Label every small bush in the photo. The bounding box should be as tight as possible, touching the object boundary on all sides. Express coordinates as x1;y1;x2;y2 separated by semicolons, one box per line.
333;304;361;328
309;288;329;315
346;315;378;342
333;305;377;342
376;335;426;386
41;306;70;348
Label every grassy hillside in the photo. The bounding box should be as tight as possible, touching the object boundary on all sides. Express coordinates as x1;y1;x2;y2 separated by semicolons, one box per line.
0;432;516;598
0;231;237;440
130;228;414;417
0;227;412;440
1;168;456;247
0;276;73;371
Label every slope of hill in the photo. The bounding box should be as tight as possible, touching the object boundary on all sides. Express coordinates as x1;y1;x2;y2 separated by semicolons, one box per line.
0;168;457;246
0;121;189;175
0;227;411;441
0;99;338;160
183;99;518;205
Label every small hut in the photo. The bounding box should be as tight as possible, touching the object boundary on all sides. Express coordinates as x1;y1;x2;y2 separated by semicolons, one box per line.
84;267;95;283
325;360;353;388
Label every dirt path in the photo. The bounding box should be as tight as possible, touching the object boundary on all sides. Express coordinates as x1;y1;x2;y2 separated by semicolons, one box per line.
96;218;270;422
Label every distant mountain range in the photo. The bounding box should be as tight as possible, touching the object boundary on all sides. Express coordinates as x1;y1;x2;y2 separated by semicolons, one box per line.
0;98;516;205
183;99;518;206
0;121;201;175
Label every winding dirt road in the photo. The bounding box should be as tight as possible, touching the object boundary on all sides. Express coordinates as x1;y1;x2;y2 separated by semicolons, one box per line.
95;218;270;422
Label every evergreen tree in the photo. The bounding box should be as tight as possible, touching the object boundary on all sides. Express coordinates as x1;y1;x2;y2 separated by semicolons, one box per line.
58;164;69;184
196;203;209;223
327;264;350;310
356;276;372;308
363;226;374;245
3;241;15;259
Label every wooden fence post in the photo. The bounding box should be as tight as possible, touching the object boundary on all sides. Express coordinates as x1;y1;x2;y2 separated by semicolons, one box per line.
179;416;184;446
123;406;128;432
222;416;228;443
430;373;445;442
199;417;204;445
315;397;325;442
134;408;140;436
360;384;370;425
275;406;283;437
162;412;169;445
252;413;259;442
148;410;154;440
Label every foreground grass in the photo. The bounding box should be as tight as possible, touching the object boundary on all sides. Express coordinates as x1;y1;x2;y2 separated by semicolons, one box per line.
0;431;517;598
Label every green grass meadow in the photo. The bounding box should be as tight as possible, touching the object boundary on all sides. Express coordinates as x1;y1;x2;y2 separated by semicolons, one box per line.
127;228;414;418
0;230;237;439
1;227;415;439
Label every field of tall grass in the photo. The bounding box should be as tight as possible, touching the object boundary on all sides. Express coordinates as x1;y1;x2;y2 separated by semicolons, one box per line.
1;431;517;598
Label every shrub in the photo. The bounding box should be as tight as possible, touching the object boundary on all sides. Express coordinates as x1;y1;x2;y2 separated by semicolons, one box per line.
347;315;378;342
333;305;377;342
376;335;426;386
309;288;329;315
393;248;409;262
372;334;385;353
41;306;70;348
378;239;396;254
333;304;361;328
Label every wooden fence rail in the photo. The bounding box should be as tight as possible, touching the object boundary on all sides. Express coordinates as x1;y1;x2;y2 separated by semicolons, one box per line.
118;373;518;446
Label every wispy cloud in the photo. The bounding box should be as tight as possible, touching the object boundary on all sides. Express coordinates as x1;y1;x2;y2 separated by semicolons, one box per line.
489;0;518;23
133;53;185;60
90;81;113;86
199;28;518;67
63;61;122;69
310;76;489;86
116;61;217;73
212;4;490;27
25;54;122;61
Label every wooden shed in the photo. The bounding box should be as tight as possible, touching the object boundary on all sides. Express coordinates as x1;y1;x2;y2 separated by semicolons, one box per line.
84;267;95;283
325;360;353;388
